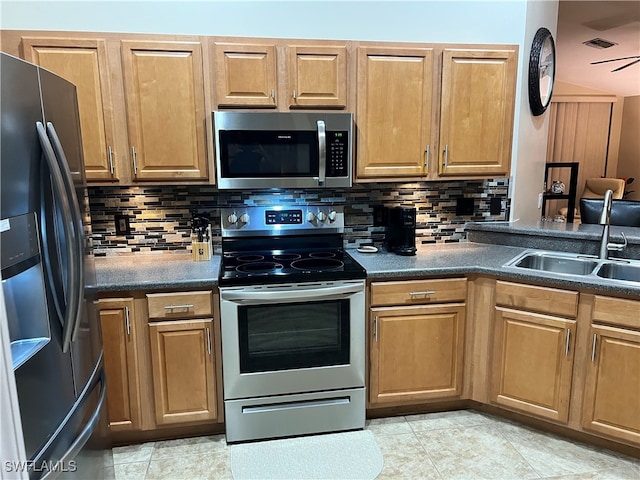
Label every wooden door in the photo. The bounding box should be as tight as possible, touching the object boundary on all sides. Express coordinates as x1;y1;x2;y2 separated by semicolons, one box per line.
439;48;517;177
21;36;119;181
121;40;208;180
286;45;347;109
356;46;435;179
213;42;277;108
369;304;465;404
99;298;141;432
582;325;640;444
491;307;576;423
149;319;217;425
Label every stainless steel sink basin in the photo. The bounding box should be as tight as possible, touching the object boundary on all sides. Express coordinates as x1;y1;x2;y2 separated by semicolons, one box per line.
595;262;640;283
504;250;640;286
510;252;599;276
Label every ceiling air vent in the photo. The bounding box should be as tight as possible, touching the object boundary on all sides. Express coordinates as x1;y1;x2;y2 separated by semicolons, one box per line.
583;38;618;49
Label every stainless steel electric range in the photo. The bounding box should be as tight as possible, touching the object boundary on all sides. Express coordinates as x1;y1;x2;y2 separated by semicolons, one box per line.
218;205;366;443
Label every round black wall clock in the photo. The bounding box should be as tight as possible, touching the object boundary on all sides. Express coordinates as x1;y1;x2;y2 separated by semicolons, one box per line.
529;27;556;116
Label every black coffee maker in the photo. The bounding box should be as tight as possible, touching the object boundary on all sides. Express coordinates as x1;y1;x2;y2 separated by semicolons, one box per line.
385;206;417;256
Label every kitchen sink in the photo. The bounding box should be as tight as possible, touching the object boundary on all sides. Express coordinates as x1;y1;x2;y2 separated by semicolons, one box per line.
504;250;640;286
513;252;599;275
595;262;640;283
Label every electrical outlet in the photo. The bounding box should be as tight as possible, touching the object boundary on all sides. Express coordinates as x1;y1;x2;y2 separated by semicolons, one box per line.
115;215;131;235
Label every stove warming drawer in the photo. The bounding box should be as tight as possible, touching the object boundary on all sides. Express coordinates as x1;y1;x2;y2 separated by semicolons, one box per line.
225;387;365;443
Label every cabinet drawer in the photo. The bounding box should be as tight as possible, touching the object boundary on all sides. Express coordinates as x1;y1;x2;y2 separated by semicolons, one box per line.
370;278;467;307
495;281;578;318
147;291;212;319
592;296;640;329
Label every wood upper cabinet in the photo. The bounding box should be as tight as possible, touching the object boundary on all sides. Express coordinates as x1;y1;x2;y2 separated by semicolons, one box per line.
491;281;578;423
98;298;142;432
369;279;466;405
213;41;348;110
121;40;208;181
356;46;435;180
582;296;640;445
438;48;517;177
213;42;278;108
21;36;119;181
286;45;347;109
148;318;217;426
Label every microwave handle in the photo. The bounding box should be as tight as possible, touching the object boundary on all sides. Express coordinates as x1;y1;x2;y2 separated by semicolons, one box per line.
316;120;326;186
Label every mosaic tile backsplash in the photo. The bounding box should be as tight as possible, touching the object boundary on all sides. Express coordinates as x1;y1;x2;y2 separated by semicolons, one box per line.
88;180;509;256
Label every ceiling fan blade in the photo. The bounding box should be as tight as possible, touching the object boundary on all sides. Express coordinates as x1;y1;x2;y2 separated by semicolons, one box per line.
591;55;640;65
611;58;640;72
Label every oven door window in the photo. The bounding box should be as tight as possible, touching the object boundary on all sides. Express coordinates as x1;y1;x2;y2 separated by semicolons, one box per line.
238;299;350;373
219;130;319;178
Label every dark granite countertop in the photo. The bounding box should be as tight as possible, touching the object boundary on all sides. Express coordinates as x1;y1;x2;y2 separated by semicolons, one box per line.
89;254;221;293
90;227;640;297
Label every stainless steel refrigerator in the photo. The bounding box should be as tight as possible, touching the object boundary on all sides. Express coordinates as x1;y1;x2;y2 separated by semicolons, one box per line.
1;52;111;479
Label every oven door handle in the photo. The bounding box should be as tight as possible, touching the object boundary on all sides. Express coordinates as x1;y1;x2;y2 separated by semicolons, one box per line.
221;283;362;303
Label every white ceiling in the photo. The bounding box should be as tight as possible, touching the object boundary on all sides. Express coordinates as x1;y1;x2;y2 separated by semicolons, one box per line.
556;0;640;97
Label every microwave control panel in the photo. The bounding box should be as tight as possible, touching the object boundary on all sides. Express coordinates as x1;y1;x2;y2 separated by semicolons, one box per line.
326;131;349;177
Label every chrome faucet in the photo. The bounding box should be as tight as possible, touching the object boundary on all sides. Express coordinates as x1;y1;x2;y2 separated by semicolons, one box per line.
598;189;627;259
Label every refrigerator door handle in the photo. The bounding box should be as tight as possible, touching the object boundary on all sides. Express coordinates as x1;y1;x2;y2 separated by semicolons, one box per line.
46;121;85;345
40;369;106;480
36;122;79;353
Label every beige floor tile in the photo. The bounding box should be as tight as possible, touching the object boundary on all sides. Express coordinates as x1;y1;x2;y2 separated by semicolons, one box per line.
145;451;231;480
415;424;541;480
497;422;637;477
373;433;441;480
151;434;227;460
114;461;149;480
405;409;496;432
366;416;413;436
539;466;640;480
112;442;155;465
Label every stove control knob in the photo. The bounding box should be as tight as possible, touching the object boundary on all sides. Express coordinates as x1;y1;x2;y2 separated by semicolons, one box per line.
239;213;250;224
227;213;238;225
306;211;317;223
317;211;327;222
327;210;337;222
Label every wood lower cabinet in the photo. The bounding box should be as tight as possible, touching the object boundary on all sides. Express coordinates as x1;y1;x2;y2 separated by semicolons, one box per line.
438;48;517;177
121;40;208;181
148;319;217;426
369;278;467;405
356;46;435;180
491;281;578;423
582;296;640;445
21;36;119;182
99;298;142;432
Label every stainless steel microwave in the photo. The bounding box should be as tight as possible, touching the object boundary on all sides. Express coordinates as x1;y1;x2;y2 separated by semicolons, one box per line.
213;111;353;189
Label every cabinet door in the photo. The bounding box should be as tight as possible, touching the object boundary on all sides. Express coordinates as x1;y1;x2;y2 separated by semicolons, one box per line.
491;307;576;423
149;319;217;425
356;47;435;179
582;325;640;444
439;48;517;177
121;40;208;180
99;298;141;432
21;37;119;181
214;42;277;108
370;303;465;404
287;45;347;109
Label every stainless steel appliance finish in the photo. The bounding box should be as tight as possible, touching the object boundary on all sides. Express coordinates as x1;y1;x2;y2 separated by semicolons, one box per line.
1;53;109;479
219;205;366;443
214;111;353;190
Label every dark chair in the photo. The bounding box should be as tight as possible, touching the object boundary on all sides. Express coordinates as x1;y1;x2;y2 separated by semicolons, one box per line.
579;198;640;227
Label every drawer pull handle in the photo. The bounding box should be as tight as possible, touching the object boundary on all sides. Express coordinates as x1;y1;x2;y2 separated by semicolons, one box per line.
591;333;597;362
564;328;571;356
410;291;436;297
373;315;378;342
163;304;194;310
125;306;131;336
206;327;212;356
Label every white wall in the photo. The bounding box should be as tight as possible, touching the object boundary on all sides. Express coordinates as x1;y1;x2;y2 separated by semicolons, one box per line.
1;0;559;222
